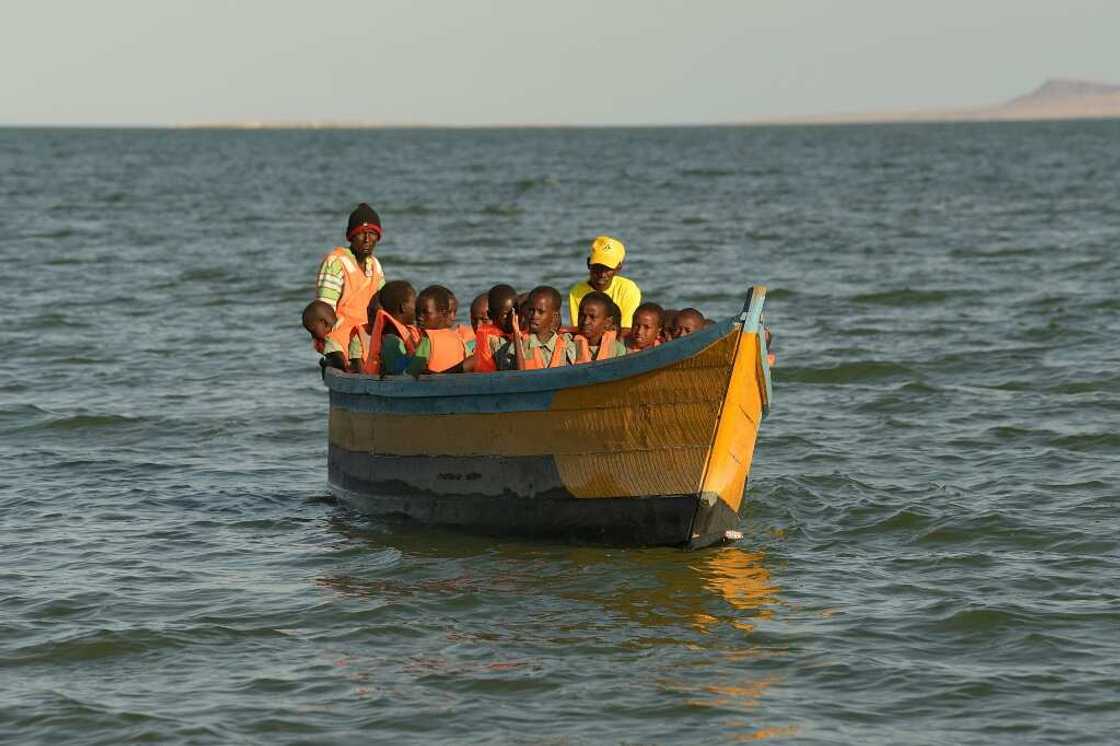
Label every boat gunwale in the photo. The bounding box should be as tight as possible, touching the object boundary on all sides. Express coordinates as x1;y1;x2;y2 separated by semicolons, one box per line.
325;286;768;399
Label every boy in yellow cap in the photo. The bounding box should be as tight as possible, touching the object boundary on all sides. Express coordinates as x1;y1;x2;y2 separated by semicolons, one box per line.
567;235;642;330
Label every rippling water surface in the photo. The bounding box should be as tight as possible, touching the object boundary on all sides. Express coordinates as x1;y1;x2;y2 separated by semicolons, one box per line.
2;122;1119;744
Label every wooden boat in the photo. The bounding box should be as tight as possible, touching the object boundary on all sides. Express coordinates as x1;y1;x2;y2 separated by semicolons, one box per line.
324;286;772;549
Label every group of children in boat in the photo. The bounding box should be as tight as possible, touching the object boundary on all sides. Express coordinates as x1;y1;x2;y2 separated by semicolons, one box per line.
302;203;720;376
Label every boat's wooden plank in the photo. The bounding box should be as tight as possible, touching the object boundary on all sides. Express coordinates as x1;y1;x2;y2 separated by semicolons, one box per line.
329;402;719;458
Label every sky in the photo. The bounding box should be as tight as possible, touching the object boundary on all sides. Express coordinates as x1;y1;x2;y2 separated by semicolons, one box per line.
3;0;1119;126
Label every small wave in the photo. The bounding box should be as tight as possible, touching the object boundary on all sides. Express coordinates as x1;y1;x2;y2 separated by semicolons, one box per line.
984;425;1040;441
765;288;795;300
26;227;77;239
38;414;143;432
514;177;554;193
680;168;736;178
934;606;1029;633
30;312;70;328
851;289;951;306
779;361;916;384
1046;376;1120;394
479;204;523;216
279;287;310;302
1049;432;1120;452
0;403;50;419
180;267;229;282
5;628;185;665
680;216;707;225
385;256;452;268
396;204;434;216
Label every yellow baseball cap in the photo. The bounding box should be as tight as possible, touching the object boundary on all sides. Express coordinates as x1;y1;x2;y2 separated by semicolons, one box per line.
588;235;625;269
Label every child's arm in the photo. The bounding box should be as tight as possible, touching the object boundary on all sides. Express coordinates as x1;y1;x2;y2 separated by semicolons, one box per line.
380;334;412;375
405;338;433;378
321;351;349;373
511;314;527;371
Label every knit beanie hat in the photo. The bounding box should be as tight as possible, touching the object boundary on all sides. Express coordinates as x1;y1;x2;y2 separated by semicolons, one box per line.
346;203;382;240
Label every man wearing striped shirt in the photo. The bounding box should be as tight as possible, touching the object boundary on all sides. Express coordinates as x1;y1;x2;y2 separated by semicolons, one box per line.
315;203;387;367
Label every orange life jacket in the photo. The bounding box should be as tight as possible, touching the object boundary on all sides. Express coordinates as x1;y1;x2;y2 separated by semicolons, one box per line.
363;309;420;375
320;247;383;356
454;324;475;347
421;328;468;373
522;333;570;370
473;323;504;373
312;326;362;370
574;331;618;364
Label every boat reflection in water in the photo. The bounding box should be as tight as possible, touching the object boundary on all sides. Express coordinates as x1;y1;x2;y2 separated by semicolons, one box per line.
558;546;795;739
315;519;796;739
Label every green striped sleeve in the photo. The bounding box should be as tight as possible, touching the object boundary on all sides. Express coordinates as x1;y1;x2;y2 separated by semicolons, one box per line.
315;257;345;307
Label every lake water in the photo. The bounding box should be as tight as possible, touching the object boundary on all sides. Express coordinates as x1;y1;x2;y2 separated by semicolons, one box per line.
1;122;1118;744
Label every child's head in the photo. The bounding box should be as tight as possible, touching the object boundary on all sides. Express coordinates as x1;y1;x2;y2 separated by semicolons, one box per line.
630;302;663;350
526;286;562;339
379;280;418;326
470;292;490;330
660;309;678;342
671;308;705;338
302;300;337;342
487;284;517;334
577;291;613;345
445;287;460;322
416;285;454;330
515;292;531;329
585;235;625;292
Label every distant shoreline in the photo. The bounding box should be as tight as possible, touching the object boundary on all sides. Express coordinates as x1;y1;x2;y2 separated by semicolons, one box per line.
6;79;1120;130
4;115;1119;130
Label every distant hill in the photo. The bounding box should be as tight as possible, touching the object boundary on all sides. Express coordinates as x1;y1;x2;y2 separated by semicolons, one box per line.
759;79;1120;125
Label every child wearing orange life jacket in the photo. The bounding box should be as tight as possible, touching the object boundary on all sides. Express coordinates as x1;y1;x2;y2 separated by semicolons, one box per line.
303;300;351;372
363;280;421;375
473;284;518;373
442;286;477;351
408;285;473;375
495;286;576;370
573;291;627;363
670;307;705;338
626;302;664;353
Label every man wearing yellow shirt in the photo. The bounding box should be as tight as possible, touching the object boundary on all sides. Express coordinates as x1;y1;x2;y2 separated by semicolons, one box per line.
567;235;642;329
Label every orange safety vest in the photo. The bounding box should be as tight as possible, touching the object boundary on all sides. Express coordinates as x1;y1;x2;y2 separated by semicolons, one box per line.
363;309;420;375
320;247;383;357
574;331;618;364
421;328;468;373
473;323;505;373
523;334;569;370
312;328;364;370
454;324;475;346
